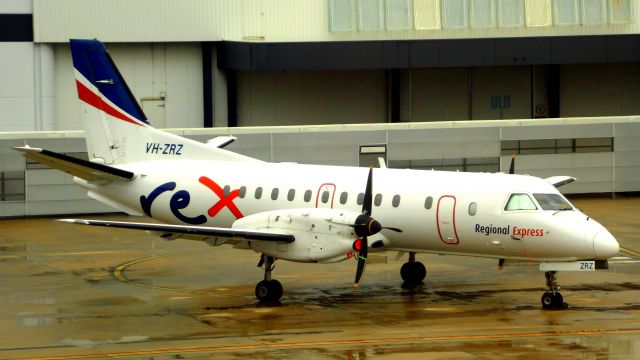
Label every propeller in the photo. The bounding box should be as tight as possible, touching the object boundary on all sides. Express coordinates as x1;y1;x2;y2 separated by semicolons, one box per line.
508;154;515;175
499;155;515;271
353;168;402;288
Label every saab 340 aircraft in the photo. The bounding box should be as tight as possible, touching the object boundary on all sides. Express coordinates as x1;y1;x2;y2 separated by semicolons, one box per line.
15;40;620;309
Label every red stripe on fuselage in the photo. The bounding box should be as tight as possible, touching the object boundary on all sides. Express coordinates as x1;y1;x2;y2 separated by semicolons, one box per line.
75;80;142;127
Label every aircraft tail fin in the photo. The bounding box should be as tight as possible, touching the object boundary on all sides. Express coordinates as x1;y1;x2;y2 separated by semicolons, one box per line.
70;39;255;165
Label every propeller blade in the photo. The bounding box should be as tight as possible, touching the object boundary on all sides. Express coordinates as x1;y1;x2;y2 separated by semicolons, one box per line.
508;154;516;175
362;168;373;215
354;236;368;287
382;226;403;233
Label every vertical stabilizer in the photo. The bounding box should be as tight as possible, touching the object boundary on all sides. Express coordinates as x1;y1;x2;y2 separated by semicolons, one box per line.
71;39;152;164
70;39;257;164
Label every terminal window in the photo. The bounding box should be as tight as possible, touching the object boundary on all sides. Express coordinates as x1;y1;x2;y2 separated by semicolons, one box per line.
442;0;468;28
386;0;412;29
0;171;25;202
581;0;607;25
389;157;500;172
470;0;496;27
358;0;385;30
329;0;356;31
414;0;441;29
501;137;614;155
498;0;525;27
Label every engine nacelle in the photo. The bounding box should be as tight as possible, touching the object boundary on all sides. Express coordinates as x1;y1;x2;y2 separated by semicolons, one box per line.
232;208;366;263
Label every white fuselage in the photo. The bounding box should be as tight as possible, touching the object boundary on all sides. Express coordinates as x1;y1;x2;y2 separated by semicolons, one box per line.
78;160;617;262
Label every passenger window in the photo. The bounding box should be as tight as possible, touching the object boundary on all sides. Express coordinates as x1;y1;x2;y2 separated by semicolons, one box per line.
469;202;477;216
271;188;279;200
424;196;433;209
239;186;246;198
255;187;263;199
287;189;295;201
505;194;537;211
357;192;364;205
321;190;330;203
392;194;401;208
303;190;312;202
223;185;230;197
374;193;382;206
340;191;348;205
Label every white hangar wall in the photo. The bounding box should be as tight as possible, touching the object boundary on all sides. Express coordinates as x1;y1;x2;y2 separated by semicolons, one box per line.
0;43;54;132
53;43;204;130
34;0;640;43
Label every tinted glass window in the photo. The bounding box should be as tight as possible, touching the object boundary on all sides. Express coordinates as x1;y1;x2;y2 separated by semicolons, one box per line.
533;193;573;211
374;193;382;206
469;202;477;215
340;191;348;204
392;194;401;208
424;196;433;209
287;189;295;201
239;186;246;198
271;188;279;200
304;190;312;202
223;185;230;197
255;187;263;199
505;193;537;211
357;192;365;205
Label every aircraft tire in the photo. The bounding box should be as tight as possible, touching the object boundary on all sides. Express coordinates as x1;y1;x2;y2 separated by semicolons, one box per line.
541;291;565;309
400;261;427;284
255;280;283;302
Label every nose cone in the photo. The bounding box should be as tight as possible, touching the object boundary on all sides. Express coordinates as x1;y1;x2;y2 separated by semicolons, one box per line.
593;230;620;259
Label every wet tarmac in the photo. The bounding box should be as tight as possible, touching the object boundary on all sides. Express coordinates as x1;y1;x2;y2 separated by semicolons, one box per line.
0;197;639;359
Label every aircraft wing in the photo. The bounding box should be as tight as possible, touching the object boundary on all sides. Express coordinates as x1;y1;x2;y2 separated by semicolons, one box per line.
58;219;295;245
545;176;576;188
14;146;134;183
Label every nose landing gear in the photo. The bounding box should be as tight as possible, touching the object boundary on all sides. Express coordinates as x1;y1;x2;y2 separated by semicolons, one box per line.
541;271;568;309
400;252;427;285
255;254;283;302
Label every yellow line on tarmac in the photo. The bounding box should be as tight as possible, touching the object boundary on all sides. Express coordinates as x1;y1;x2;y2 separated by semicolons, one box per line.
112;251;218;296
20;328;640;360
620;247;640;258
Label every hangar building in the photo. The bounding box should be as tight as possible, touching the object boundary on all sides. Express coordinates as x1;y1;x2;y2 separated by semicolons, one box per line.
0;0;639;216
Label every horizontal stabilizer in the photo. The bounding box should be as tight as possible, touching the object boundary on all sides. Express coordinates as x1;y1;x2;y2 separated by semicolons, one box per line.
545;176;576;188
14;146;134;182
58;219;296;243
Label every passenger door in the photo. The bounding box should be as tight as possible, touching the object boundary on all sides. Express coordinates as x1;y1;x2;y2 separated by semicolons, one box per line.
437;195;459;244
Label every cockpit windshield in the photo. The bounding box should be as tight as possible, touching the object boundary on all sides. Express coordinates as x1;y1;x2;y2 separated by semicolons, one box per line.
533;193;573;211
504;193;538;211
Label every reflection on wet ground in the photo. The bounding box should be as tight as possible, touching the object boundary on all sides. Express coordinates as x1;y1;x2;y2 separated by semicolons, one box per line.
0;197;639;359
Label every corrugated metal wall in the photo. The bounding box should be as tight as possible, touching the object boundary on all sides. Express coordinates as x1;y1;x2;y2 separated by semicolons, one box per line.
1;117;638;217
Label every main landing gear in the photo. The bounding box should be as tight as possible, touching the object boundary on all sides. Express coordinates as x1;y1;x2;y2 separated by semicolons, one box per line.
400;252;427;285
255;254;283;302
541;271;567;310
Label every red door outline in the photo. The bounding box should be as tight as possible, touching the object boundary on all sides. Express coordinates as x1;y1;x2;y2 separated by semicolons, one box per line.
436;195;460;245
315;183;336;208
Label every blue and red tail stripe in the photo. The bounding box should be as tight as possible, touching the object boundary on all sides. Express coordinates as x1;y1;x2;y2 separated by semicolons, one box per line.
70;39;149;126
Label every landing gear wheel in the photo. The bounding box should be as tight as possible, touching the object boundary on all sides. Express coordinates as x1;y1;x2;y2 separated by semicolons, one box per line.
541;291;566;309
401;261;427;285
255;279;283;302
541;271;568;310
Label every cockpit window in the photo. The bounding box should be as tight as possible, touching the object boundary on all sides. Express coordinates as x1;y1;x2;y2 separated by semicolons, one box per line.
505;193;538;211
533;193;573;211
